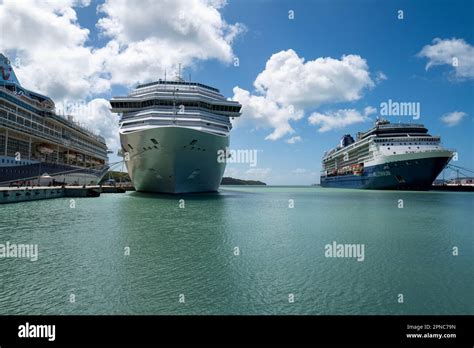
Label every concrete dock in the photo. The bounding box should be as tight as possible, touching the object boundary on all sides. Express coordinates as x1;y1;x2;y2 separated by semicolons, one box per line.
0;186;101;204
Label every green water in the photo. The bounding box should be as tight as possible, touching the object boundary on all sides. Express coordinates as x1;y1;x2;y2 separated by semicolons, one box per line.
0;186;472;315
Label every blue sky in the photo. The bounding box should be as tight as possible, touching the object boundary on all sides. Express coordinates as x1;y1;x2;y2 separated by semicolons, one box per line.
1;0;473;184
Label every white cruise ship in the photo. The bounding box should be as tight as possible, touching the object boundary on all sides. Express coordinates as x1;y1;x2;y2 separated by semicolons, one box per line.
0;54;109;186
321;119;454;190
110;75;241;193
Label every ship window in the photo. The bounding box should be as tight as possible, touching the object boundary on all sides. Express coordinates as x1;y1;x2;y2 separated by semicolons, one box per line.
150;138;158;144
387;147;390;150
128;144;133;150
393;152;396;154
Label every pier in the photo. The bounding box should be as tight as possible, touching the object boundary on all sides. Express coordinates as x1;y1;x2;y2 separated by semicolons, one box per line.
0;184;135;204
0;186;102;204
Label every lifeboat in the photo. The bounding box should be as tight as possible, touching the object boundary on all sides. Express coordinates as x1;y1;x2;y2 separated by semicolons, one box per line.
353;164;364;176
37;144;54;154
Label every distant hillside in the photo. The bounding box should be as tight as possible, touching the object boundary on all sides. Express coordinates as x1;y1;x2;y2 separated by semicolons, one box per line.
221;177;266;185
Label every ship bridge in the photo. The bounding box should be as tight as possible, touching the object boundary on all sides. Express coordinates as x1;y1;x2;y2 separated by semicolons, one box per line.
110;78;242;137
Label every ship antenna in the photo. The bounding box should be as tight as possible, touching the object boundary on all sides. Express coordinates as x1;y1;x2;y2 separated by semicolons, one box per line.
178;63;182;79
164;69;167;82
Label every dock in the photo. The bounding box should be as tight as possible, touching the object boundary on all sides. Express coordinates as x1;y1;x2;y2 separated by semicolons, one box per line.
0;186;110;204
430;185;474;192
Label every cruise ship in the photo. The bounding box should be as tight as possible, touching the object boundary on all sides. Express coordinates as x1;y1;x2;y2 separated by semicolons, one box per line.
0;54;109;186
320;119;454;190
110;74;241;193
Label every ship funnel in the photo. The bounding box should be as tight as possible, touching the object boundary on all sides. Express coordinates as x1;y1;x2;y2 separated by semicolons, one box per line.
0;54;20;85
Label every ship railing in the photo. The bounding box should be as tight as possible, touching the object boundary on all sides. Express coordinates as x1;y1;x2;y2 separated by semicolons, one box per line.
47;113;105;143
357;155;374;162
121;109;233;125
120;121;229;137
376;123;425;129
0;117;107;160
138;118;228;130
0;163;109;186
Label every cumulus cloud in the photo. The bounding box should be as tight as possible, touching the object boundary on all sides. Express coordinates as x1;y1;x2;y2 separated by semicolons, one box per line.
291;168;307;174
97;0;245;86
286;136;302;144
232;86;304;140
308;106;376;132
233;49;376;140
0;0;109;101
254;50;374;107
418;38;474;79
375;71;387;83
55;98;120;151
440;111;467;127
0;0;242;151
244;167;271;180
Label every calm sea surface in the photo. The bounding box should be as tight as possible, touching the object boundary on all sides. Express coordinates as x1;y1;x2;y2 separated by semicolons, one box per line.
0;186;472;315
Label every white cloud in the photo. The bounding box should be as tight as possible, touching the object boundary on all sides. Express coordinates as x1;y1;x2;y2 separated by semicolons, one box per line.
223;166;240;178
308;106;376;133
375;71;387;83
244;167;271;180
286;136;302;144
232;86;304;140
291;168;307;174
233;49;376;140
97;0;245;86
440;111;467;127
254;50;375;107
0;0;243;98
0;0;242;152
418;38;474;79
0;0;109;101
56;98;120;151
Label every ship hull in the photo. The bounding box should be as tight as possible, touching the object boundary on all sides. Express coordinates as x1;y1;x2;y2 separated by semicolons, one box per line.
321;154;452;190
120;126;228;194
0;158;108;186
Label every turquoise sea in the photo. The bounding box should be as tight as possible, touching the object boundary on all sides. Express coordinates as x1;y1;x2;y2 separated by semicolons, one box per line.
0;186;472;314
